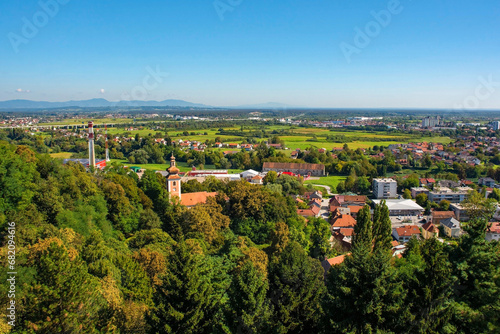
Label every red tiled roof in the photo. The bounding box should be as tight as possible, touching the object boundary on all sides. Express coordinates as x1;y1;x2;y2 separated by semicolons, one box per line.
180;191;217;207
432;211;456;219
422;221;438;233
343;195;367;203
347;206;363;214
488;222;500;234
297;209;316;217
394;225;421;237
339;228;354;236
326;254;347;266
332;215;357;228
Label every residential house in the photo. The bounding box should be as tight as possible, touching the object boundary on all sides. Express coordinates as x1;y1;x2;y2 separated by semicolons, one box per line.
421;221;439;239
250;175;263;185
321;254;347;275
441;217;461;238
431;211;456;225
478;177;497;188
297;205;320;218
331;214;357;231
392;225;421;243
419;178;436;187
486;222;500;242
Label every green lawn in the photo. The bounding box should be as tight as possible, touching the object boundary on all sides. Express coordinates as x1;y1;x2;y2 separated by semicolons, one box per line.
304;175;346;191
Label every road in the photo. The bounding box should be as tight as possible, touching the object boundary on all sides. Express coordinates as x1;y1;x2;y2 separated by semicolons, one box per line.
310;184;333;220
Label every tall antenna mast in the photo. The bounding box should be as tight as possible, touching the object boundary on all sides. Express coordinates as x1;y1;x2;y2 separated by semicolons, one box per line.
105;124;110;162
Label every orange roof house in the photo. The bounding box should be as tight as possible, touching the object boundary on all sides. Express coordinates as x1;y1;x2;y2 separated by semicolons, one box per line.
422;221;439;239
331;214;357;229
431;211;456;224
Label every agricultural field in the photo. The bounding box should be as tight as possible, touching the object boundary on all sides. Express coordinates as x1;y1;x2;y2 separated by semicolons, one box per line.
49;152;73;159
102;124;453;151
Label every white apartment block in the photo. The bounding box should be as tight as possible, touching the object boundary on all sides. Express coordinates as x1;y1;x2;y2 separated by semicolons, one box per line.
428;187;471;203
373;178;398;199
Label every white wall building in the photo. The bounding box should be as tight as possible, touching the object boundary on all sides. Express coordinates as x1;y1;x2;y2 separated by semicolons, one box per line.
429;187;471;203
373;178;398;199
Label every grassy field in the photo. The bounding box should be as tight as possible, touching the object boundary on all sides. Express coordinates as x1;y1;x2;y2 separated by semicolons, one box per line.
49;152;73;159
304;175;346;190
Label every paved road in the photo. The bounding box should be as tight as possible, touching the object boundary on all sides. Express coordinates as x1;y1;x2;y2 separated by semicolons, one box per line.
311;184;333;196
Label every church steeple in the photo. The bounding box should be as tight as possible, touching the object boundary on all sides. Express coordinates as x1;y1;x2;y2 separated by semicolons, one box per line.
166;153;181;199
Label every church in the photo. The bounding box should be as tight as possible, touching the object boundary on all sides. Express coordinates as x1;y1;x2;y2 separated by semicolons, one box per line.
166;154;217;208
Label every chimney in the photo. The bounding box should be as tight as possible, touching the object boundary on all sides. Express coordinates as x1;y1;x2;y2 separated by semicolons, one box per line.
88;121;95;168
105;124;110;162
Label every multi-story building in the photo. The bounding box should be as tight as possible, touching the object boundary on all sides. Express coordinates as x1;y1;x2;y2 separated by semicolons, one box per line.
373;178;397;199
491;121;500;131
422;116;441;128
428;187;471;203
411;187;429;199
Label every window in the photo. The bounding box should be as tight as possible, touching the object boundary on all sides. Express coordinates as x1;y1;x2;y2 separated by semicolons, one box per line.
173;181;176;186
173;188;176;192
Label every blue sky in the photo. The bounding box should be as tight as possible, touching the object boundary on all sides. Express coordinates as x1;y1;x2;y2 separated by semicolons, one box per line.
0;0;499;109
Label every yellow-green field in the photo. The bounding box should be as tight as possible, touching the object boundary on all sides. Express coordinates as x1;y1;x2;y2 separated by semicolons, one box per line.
49;152;73;159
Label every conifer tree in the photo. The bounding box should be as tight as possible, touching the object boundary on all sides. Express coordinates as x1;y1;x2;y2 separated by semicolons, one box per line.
372;200;393;252
227;261;271;334
148;242;215;334
268;242;325;333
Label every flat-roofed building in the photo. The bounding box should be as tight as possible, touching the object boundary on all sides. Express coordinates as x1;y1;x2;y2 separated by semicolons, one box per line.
450;203;470;221
411;187;429;199
373;178;397;199
429;187;471;203
372;199;424;217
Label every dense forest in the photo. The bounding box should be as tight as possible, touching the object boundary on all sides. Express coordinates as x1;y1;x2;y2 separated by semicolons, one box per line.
1;141;499;333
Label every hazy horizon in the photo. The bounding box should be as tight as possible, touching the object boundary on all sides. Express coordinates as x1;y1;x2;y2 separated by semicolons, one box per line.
1;0;499;109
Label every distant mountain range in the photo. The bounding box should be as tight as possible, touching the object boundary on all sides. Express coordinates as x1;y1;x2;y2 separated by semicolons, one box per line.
0;99;298;110
0;99;210;109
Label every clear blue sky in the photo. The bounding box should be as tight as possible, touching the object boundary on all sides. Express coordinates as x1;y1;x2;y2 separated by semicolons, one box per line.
1;0;499;109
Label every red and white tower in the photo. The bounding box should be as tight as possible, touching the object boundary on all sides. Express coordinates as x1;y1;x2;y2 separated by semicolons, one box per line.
88;121;96;168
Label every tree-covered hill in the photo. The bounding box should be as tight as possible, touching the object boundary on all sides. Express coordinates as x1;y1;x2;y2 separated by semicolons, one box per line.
0;142;499;333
